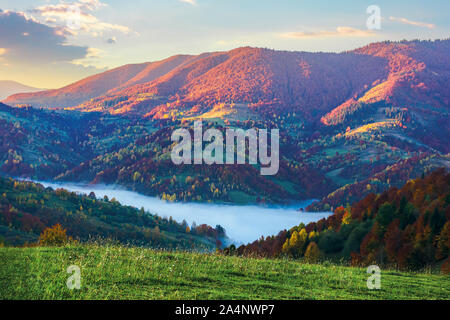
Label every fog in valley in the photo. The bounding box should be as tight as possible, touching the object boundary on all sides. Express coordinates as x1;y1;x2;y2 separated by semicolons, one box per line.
38;181;332;244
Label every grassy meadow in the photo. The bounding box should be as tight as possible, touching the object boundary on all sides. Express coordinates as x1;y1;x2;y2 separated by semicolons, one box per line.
1;245;449;300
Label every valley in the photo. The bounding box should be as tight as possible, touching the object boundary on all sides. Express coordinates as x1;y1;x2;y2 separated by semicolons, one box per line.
0;97;447;210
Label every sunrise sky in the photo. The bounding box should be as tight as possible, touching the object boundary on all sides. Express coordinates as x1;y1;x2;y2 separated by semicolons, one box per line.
0;0;449;88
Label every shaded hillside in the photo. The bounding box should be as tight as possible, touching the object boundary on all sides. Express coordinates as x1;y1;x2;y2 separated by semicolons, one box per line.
55;120;335;203
0;101;447;206
0;103;335;203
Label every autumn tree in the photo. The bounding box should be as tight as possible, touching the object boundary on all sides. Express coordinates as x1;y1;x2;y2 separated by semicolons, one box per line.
384;219;403;265
39;224;71;246
304;242;321;263
435;221;450;260
282;228;308;257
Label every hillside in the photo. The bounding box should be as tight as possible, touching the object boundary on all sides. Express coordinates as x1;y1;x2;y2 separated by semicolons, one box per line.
0;80;42;100
321;40;450;126
0;100;447;206
307;153;450;211
229;169;450;272
0;103;335;203
0;177;225;249
1;245;448;299
54;119;334;203
0;102;130;178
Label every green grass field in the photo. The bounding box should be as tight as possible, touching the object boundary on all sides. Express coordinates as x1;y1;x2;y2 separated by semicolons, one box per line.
1;245;449;300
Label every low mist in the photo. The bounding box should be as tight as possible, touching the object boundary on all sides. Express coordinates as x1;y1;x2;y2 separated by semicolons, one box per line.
39;181;332;245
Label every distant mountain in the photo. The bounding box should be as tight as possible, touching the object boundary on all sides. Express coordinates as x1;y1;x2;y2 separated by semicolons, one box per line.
0;80;42;100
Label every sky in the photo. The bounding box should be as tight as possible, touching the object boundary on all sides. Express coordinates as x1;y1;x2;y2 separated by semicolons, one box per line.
0;0;448;88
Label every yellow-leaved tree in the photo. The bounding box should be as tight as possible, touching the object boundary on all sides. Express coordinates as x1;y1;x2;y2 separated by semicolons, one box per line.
38;224;72;246
304;242;321;263
282;228;309;257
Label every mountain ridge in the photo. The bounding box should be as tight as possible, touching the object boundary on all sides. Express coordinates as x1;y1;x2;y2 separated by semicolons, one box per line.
3;40;449;122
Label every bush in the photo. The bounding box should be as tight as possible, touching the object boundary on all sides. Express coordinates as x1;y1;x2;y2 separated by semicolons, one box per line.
38;224;72;246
